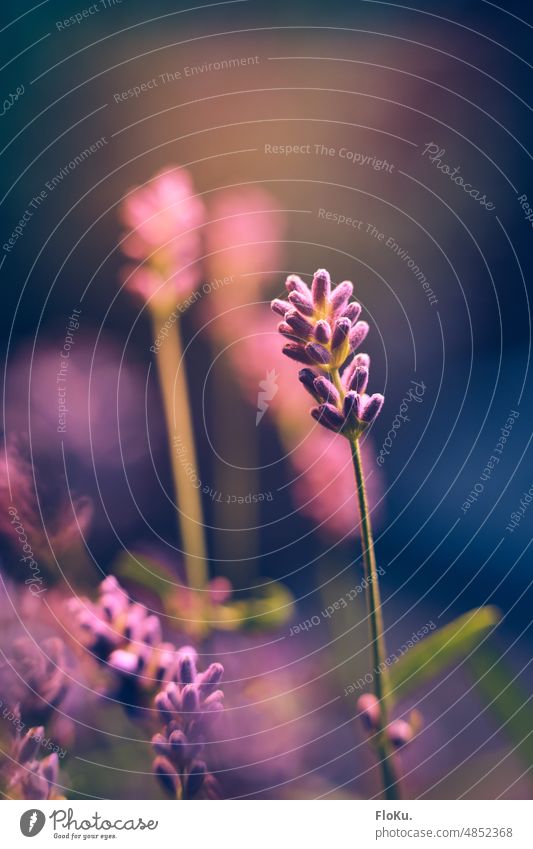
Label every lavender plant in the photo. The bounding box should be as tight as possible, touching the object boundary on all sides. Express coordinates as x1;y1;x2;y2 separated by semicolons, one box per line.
272;268;399;798
68;575;224;797
152;649;224;799
5;713;63;800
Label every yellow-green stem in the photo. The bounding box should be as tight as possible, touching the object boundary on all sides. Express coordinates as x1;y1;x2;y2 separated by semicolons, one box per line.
350;435;402;800
150;302;209;592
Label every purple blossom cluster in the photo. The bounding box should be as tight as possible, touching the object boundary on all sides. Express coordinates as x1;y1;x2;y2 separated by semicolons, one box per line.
271;269;384;436
68;576;224;797
152;650;224;799
7;712;62;800
1;636;69;726
68;576;176;687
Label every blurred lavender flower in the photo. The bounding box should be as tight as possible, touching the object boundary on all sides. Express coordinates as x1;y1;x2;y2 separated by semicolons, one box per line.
152;652;224;799
120;167;204;306
1;637;69;727
68;576;176;689
272;269;384;436
5;713;64;800
0;437;91;575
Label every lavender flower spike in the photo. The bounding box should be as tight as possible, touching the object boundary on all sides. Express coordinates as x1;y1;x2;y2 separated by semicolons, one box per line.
271;268;384;437
152;659;224;800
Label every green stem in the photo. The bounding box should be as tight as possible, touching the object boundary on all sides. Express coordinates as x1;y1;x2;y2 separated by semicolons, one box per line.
350;435;402;800
149;302;209;593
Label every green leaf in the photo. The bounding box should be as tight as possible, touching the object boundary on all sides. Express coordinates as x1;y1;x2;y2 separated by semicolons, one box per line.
467;645;533;770
112;551;175;603
389;606;501;702
222;581;295;630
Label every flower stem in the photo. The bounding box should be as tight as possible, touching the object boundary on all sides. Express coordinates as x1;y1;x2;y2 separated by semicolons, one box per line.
350;435;402;800
149;302;209;593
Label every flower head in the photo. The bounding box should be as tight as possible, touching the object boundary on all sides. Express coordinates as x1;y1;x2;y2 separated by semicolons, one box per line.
7;714;63;800
152;653;223;799
272;269;384;436
120;168;205;305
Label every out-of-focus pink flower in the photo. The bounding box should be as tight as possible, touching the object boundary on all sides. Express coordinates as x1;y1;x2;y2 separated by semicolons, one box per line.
5;337;161;468
120;168;205;304
290;427;382;541
205;187;285;300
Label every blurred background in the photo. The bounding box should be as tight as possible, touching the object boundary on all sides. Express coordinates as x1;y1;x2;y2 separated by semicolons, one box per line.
0;0;531;800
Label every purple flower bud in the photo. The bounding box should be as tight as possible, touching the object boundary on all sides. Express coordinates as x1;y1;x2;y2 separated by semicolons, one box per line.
142;615;162;646
18;728;44;763
311;403;345;432
349;321;369;351
166;682;182;711
361;393;384;424
357;693;380;733
178;652;197;685
288;290;314;316
285;309;314;338
152;733;170;757
168;729;188;763
313;376;340;405
155;690;174;721
330;280;353;315
282;343;312;364
285;274;310;296
197;662;224;695
331;317;351;350
305;342;332;366
311;268;331;308
387;719;413;748
343;301;362;323
153;755;179;797
278;321;299;340
343;391;361;422
314;320;332;343
108;649;139;675
342;353;370;391
181;684;199;713
204;689;224;708
41;753;59;787
185;761;207;799
271;298;290;316
348;366;368;395
298;368;320;399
